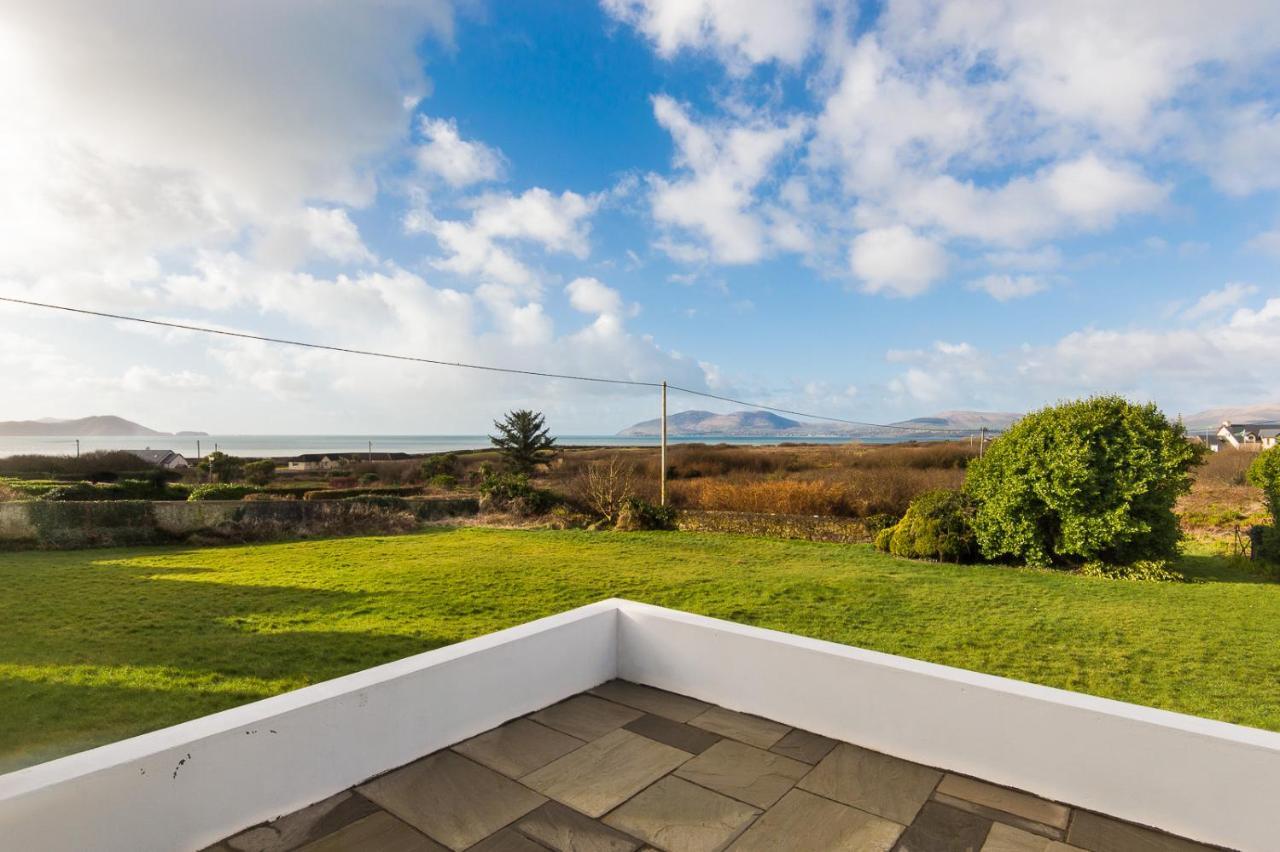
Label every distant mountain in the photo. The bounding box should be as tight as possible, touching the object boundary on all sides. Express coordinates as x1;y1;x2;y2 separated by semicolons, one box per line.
1183;404;1280;431
889;410;1021;432
619;409;802;437
0;415;206;437
619;408;1020;438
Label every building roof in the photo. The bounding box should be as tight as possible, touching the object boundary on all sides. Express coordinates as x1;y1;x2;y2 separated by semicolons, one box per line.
125;449;182;464
291;452;414;462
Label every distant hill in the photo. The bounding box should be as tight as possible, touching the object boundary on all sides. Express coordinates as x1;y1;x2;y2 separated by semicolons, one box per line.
1183;404;1280;431
619;408;1020;438
619;409;802;437
889;411;1021;432
0;415;206;437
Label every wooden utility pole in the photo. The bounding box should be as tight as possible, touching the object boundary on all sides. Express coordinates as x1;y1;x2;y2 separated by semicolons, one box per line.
660;381;668;506
979;427;987;458
368;441;373;463
75;439;79;458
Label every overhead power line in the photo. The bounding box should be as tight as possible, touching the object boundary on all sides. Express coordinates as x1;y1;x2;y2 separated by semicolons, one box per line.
0;294;995;436
0;296;660;388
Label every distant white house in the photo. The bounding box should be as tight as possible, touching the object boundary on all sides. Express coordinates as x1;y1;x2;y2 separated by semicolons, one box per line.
287;452;414;471
125;448;190;469
1215;421;1280;450
287;454;342;472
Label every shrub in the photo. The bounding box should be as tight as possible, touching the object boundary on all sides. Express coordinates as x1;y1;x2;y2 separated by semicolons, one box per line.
881;489;978;563
873;526;895;552
478;470;556;515
1078;560;1185;582
1247;447;1280;522
303;485;423;501
188;483;262;501
342;494;411;511
965;396;1204;567
243;459;277;486
358;472;379;485
427;474;457;490
615;497;676;531
576;455;635;523
0;450;154;476
420;453;459;479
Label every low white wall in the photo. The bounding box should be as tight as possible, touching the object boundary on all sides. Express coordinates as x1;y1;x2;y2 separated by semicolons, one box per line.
0;602;619;852
616;602;1280;851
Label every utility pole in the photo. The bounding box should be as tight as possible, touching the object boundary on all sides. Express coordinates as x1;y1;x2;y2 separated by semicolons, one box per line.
978;427;986;458
75;438;79;458
660;381;668;507
368;441;373;463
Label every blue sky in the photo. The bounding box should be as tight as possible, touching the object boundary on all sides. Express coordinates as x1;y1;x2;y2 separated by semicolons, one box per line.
3;1;1280;433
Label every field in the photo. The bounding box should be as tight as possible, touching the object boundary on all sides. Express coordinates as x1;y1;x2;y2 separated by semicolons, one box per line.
3;527;1277;773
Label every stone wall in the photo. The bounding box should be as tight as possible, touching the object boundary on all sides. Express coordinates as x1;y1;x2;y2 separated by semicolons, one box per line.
0;497;479;548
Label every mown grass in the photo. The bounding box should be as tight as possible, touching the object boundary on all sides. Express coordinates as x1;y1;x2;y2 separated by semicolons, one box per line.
2;528;1278;772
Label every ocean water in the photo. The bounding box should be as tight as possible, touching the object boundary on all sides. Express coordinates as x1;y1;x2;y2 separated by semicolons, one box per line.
0;434;871;459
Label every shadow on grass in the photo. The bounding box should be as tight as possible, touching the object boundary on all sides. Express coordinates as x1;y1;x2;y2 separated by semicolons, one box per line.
1174;553;1277;584
0;556;463;772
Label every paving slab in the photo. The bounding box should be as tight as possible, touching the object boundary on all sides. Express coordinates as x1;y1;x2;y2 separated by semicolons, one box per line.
603;776;760;852
296;811;446;852
798;742;941;824
726;789;902;852
768;729;837;765
516;801;641;852
590;681;710;722
1066;811;1217;852
895;801;993;852
531;694;646;741
468;828;547;852
453;718;584;778
937;774;1070;831
624;714;722;755
357;751;544;851
687;706;790;749
674;739;809;809
983;823;1086;852
522;728;691;818
225;790;381;852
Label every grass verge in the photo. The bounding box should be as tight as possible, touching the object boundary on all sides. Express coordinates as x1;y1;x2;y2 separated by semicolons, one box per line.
1;528;1277;771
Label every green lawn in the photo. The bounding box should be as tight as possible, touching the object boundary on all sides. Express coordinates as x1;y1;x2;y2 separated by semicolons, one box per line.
2;528;1277;772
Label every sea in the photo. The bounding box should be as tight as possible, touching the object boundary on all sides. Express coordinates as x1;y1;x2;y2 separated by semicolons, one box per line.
0;434;881;459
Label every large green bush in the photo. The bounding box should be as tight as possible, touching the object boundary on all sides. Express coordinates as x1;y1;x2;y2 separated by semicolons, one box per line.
1247;446;1280;521
875;488;978;563
965;396;1204;567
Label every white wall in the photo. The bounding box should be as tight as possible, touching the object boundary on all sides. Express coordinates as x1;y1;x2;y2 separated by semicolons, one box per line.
0;602;619;852
617;602;1280;851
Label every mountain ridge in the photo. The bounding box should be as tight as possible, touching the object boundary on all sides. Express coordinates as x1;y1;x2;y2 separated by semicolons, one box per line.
619;409;1021;437
0;415;206;437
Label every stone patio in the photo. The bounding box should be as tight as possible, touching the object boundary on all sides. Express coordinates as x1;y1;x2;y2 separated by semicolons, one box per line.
205;681;1224;852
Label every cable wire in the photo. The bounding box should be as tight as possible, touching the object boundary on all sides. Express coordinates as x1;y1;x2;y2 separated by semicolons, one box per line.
0;296;661;388
1;294;999;436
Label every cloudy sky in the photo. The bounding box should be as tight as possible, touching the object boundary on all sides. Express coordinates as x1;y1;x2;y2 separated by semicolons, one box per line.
3;0;1280;434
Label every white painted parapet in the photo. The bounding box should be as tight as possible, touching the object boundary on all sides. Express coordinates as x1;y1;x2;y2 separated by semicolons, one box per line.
3;599;1278;850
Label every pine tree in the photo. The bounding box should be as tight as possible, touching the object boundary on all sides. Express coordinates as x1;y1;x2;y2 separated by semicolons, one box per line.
489;409;557;473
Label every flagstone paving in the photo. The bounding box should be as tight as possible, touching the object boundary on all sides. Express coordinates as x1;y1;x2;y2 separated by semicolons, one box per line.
208;681;1227;852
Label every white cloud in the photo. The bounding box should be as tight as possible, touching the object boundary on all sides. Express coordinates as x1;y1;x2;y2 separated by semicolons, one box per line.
414;116;505;187
649;95;806;263
0;1;453;282
968;274;1047;302
601;0;822;68
849;226;947;297
1182;282;1258;320
883;286;1280;413
566;277;624;316
408;187;600;289
1247;228;1280;257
